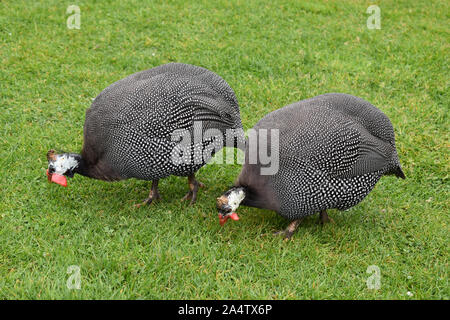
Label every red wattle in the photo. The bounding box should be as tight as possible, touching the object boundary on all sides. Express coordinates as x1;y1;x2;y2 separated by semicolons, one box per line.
50;173;68;187
219;214;228;226
218;213;239;226
46;169;52;182
230;212;240;221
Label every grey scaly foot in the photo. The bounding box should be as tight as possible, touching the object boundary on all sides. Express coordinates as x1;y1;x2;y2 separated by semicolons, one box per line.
318;210;334;224
273;218;304;240
181;174;205;205
135;180;160;208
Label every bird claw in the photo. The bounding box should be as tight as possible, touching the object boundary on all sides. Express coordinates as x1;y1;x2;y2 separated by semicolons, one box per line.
181;191;196;205
181;193;191;201
134;200;152;208
273;230;294;240
181;177;204;205
272;219;303;240
134;192;160;208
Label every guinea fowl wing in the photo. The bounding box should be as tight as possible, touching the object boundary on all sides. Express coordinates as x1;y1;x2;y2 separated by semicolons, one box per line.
278;105;392;179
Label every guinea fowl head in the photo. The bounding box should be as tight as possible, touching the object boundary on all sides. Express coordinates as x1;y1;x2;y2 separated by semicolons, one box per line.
46;149;81;187
216;186;245;226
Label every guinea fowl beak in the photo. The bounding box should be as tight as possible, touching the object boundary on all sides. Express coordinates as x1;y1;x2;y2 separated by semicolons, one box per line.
218;212;239;226
46;169;68;187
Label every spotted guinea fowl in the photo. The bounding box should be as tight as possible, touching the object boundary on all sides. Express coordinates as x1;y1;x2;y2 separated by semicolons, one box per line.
46;63;244;206
216;93;405;238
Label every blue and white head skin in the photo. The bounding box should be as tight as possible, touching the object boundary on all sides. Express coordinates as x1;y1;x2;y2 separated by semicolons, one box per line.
216;186;245;225
46;149;81;187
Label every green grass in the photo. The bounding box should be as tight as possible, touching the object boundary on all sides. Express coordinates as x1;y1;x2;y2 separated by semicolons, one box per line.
0;0;448;299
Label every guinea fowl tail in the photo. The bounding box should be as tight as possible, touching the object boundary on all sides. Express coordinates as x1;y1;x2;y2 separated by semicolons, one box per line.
388;148;406;179
386;158;405;179
393;166;406;179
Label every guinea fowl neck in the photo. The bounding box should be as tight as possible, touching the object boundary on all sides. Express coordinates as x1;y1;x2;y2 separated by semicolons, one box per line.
74;151;123;181
71;154;91;178
229;186;248;209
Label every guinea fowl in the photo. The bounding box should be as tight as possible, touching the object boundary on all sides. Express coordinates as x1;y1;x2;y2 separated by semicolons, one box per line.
46;63;244;206
216;93;405;238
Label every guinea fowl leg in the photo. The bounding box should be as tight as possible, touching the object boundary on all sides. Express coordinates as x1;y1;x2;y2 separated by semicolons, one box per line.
135;180;161;208
274;218;305;240
319;210;334;224
181;174;205;204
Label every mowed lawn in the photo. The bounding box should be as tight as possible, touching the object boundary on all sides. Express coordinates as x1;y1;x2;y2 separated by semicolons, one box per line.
0;0;448;299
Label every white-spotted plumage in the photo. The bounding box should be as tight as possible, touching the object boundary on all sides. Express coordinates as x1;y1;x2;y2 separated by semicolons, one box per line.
83;63;244;181
235;93;405;221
